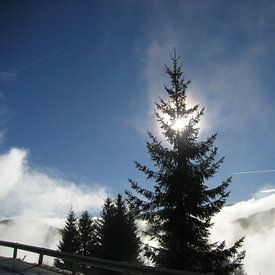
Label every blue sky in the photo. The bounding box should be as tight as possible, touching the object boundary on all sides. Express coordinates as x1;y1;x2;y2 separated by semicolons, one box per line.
1;0;275;204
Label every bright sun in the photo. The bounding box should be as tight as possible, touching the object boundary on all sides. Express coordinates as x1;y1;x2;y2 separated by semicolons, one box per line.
171;117;189;131
162;113;190;131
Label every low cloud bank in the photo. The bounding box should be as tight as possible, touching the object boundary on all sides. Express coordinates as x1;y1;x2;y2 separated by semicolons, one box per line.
211;192;275;275
137;191;275;274
0;147;107;262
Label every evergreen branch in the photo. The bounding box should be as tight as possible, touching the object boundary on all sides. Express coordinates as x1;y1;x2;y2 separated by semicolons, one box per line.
205;177;231;199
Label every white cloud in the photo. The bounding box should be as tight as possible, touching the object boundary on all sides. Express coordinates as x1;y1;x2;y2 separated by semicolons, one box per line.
136;190;275;274
211;192;275;275
0;147;107;219
0;219;61;264
0;148;25;200
0;147;108;262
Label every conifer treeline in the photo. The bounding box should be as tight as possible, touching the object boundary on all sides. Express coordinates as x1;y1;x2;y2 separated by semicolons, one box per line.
55;194;140;271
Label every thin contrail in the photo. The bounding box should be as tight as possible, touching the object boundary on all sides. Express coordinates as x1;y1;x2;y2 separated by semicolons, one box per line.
233;169;275;175
17;44;72;72
1;45;72;85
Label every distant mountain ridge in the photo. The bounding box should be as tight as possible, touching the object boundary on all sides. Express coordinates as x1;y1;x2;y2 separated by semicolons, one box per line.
0;218;61;249
0;218;61;232
235;207;275;233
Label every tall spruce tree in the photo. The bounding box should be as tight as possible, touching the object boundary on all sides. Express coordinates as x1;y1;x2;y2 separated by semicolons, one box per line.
97;195;140;263
55;207;80;270
126;53;245;274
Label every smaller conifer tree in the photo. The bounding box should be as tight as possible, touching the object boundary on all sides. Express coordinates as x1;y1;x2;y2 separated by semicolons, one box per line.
78;210;95;256
97;195;140;262
55;207;80;270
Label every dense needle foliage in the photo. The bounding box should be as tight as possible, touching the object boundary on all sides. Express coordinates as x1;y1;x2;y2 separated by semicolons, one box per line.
126;53;245;274
78;210;96;256
97;194;140;263
55;208;80;270
55;197;140;272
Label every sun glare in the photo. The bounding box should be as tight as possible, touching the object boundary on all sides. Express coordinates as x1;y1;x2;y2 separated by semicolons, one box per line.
171;117;189;131
162;113;190;131
156;94;207;139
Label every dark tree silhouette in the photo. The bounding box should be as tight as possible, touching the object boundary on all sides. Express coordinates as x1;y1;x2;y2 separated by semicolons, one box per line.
113;194;140;263
126;53;245;274
78;210;95;256
77;210;100;273
55;207;80;270
97;195;140;263
96;197;115;260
